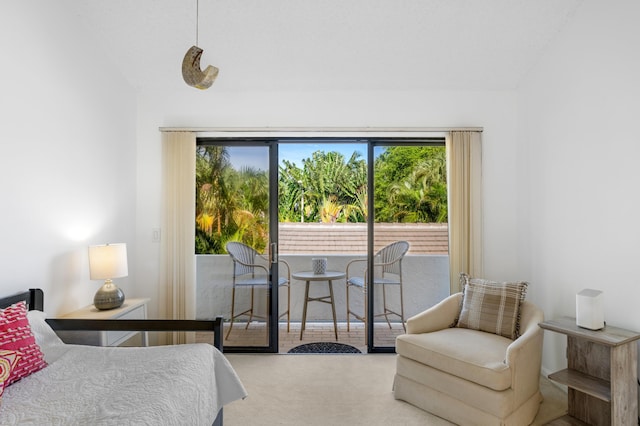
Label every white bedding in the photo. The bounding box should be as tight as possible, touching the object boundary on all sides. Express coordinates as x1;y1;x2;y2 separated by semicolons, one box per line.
0;312;247;425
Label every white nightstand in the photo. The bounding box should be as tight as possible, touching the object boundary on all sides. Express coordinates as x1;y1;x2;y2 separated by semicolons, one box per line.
57;298;150;347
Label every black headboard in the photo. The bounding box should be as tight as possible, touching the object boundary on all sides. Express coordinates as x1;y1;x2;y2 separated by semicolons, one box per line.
1;289;225;353
0;289;44;311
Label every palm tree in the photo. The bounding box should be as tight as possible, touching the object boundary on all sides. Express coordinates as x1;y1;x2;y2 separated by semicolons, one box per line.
320;197;343;223
374;146;447;223
386;150;448;223
299;150;367;222
231;167;270;251
196;146;235;253
278;160;306;222
197;143;446;253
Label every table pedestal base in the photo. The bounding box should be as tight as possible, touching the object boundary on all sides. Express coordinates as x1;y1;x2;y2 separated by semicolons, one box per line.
293;271;345;341
300;280;338;340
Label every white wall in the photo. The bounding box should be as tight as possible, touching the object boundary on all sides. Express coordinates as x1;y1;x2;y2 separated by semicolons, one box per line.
0;1;137;315
518;0;640;374
135;88;521;318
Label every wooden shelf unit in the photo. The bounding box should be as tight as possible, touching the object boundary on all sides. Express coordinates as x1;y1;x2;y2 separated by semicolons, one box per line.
539;317;640;426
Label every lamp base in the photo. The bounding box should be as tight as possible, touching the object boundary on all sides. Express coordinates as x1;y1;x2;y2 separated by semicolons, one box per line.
94;281;125;310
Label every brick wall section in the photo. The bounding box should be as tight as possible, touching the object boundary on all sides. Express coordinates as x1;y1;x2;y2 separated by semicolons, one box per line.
278;222;448;255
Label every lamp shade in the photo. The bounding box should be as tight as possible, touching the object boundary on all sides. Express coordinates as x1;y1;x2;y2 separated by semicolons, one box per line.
88;243;128;280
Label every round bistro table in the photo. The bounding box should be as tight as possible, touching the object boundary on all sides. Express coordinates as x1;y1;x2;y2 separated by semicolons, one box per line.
292;270;346;341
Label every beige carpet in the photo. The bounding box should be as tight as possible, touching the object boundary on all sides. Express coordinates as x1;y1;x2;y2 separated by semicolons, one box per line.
223;354;567;426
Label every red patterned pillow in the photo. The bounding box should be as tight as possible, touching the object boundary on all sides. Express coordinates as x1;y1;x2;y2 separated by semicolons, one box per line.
0;302;47;385
0;350;21;402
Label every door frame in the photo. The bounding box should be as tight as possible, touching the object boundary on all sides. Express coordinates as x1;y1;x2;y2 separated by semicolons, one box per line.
198;138;281;353
196;130;454;353
367;139;446;353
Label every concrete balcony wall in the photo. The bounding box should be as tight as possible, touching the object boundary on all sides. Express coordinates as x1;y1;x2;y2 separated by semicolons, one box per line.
196;254;450;322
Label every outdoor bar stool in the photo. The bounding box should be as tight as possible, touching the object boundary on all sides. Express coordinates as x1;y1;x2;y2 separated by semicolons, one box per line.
225;241;291;339
345;240;410;332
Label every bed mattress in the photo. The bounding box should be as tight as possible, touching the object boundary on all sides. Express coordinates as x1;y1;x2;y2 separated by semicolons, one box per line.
0;342;247;425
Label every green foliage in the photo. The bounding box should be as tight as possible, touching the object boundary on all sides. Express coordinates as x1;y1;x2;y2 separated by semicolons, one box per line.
374;146;447;223
195;144;447;254
279;150;367;223
195;146;269;254
278;159;305;222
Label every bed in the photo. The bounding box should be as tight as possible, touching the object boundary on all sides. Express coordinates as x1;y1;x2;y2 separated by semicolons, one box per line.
0;289;247;426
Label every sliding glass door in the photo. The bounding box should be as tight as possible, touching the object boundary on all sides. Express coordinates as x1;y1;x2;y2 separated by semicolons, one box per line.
368;140;448;351
195;136;449;353
279;141;368;352
196;140;281;352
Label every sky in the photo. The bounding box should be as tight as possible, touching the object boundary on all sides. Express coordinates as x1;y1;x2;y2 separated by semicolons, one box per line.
279;143;367;167
227;143;369;171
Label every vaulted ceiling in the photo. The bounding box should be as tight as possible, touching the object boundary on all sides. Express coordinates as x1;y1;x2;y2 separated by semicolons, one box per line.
64;0;583;91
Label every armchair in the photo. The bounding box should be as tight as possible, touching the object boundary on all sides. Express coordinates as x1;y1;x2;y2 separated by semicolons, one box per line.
394;291;544;425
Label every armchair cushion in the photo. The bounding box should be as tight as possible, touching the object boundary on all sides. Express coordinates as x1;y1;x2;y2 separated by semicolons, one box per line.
396;328;512;390
456;273;528;339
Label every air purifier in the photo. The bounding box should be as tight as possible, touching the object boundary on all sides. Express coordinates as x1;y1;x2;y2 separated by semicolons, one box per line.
576;289;604;330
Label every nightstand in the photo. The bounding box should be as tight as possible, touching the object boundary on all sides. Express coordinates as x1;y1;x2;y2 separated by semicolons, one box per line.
540;317;640;425
57;298;150;347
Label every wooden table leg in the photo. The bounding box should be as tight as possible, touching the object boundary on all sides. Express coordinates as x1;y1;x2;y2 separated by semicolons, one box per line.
300;280;310;340
328;280;338;340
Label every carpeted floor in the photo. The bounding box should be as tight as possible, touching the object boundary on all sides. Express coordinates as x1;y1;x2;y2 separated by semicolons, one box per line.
223;354;567;426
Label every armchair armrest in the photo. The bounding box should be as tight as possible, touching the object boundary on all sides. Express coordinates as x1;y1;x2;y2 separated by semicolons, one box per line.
46;317;224;351
505;301;544;403
406;293;462;334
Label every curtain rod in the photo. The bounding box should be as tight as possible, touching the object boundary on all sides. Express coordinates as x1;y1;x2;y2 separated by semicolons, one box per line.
158;126;483;134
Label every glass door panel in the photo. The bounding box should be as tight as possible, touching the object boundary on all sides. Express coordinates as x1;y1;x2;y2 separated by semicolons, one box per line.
370;143;450;350
278;142;368;352
195;142;279;352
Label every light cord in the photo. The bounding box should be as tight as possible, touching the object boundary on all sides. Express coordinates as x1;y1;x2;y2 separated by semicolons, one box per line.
196;0;199;46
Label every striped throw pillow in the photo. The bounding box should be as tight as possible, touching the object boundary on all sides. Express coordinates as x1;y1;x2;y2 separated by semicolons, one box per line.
456;273;528;340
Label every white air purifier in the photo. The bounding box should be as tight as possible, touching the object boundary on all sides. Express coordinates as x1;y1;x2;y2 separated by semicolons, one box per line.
576;289;604;330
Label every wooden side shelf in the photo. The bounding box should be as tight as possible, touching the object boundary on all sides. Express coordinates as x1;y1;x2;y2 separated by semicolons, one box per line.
539;317;640;426
547;368;610;402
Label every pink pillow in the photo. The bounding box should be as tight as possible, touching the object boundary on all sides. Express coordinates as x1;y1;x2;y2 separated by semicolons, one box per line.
0;302;47;385
0;350;21;403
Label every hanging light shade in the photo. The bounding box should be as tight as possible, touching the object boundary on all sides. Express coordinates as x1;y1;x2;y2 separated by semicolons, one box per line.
182;0;218;89
182;45;219;89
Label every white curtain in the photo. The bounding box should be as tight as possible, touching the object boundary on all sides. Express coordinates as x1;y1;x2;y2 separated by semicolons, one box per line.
446;131;483;294
160;131;196;344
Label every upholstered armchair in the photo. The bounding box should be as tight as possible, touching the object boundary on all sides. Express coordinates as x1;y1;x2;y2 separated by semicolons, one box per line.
394;278;544;426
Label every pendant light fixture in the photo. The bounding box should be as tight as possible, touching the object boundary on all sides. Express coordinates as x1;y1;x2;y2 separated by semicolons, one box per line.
182;0;218;89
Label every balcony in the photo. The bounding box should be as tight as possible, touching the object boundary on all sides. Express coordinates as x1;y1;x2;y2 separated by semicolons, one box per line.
197;222;449;351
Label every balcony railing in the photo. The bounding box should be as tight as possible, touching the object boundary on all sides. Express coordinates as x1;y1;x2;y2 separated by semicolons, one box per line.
196;253;450;323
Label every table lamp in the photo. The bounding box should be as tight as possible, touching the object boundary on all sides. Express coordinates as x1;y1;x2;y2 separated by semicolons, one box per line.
88;243;128;310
